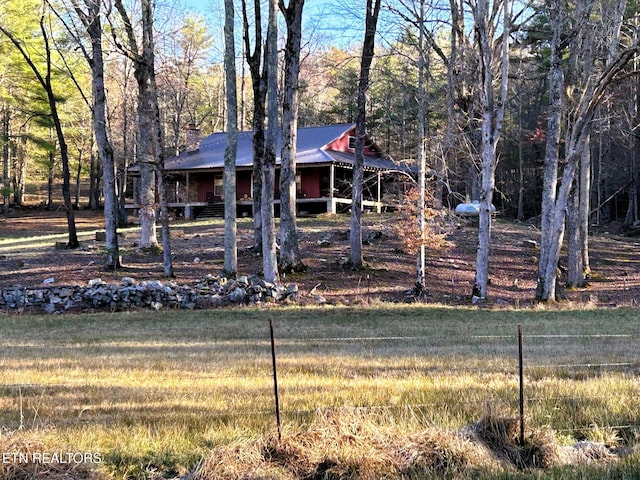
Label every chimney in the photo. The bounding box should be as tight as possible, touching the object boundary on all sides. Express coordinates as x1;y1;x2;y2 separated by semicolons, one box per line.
185;123;201;152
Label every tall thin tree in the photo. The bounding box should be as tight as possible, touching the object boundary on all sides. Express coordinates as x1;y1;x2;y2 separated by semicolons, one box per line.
350;0;382;267
242;0;266;253
279;0;305;273
471;0;510;301
262;0;280;283
223;0;238;275
415;0;427;294
113;0;158;250
69;0;121;269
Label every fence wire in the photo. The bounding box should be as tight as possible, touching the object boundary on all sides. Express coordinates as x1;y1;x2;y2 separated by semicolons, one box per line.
1;325;639;438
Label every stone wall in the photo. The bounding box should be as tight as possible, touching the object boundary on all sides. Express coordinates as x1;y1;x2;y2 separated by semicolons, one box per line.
0;275;298;314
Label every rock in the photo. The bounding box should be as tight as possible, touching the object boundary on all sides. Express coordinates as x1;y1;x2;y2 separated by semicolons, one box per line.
313;294;327;304
43;277;55;284
0;274;298;313
522;239;537;248
317;238;332;247
228;287;246;303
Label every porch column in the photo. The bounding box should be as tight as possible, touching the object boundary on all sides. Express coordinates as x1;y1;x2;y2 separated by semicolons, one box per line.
329;164;336;214
184;172;192;219
376;171;382;213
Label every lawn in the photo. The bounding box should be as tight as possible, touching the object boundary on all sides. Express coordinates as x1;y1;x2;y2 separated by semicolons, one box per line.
1;305;640;479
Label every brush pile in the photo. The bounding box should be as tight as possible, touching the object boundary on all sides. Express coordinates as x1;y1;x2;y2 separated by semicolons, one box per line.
192;409;624;479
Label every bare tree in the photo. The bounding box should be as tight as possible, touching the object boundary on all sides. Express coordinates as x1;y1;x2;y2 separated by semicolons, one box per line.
113;0;173;275
242;0;266;252
350;0;382;267
69;0;121;269
262;0;280;283
536;0;639;301
279;0;305;273
415;0;427;294
1;107;9;217
471;0;510;301
112;0;158;249
223;0;238;275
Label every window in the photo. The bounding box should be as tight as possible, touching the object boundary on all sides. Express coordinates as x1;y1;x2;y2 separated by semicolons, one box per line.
348;136;356;149
214;176;223;198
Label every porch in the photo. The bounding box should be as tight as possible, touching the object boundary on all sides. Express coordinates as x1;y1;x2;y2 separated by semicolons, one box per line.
126;163;393;219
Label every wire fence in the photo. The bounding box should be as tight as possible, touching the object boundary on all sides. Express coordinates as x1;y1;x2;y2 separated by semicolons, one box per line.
1;322;639;441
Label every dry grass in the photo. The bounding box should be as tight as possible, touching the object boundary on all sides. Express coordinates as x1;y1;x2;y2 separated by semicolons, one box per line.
0;433;105;479
193;408;506;480
194;408;638;480
1;306;640;478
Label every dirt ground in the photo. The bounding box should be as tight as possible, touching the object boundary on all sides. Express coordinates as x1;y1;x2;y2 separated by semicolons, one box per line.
1;207;639;308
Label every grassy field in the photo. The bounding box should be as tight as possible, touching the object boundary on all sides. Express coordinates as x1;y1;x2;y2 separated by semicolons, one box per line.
1;305;640;479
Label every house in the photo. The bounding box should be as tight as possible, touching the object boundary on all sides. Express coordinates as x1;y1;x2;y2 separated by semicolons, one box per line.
128;124;414;218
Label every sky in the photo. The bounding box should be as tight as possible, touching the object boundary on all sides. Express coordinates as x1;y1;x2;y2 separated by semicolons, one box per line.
176;0;368;50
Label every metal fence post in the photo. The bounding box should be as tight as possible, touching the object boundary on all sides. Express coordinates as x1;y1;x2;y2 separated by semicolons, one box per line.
269;318;282;442
518;324;525;445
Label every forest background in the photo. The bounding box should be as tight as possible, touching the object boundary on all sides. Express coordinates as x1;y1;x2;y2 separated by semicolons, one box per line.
2;0;640;303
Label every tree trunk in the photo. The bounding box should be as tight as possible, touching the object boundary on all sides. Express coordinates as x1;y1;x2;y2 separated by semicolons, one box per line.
517;104;525;221
580;135;591;275
47;150;54;211
537;0;637;301
242;0;265;253
75;150;82;209
350;0;381;268
262;0;280;284
472;0;510;301
114;0;158;249
142;0;173;277
536;0;564;301
1;14;79;247
415;0;427;294
89;149;99;209
223;0;238;276
2;107;9;216
13;133;26;206
566;180;584;288
279;0;305;273
83;0;122;269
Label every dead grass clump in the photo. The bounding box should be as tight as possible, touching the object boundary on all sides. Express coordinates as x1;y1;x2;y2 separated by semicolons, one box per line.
395;427;503;477
467;413;561;470
0;433;103;480
192;437;295;480
194;409;510;480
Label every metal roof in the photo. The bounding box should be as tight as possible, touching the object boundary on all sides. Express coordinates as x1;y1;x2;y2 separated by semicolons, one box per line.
152;124;412;174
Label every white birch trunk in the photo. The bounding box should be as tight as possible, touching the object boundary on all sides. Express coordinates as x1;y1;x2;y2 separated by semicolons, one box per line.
472;0;509;300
